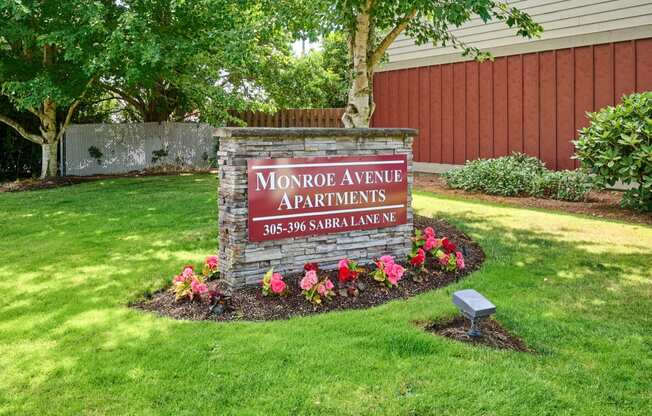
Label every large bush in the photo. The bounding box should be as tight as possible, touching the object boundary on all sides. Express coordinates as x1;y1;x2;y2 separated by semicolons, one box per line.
443;153;593;202
574;92;652;211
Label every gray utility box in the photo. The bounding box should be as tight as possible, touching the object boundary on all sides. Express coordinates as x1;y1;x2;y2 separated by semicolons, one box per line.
453;289;496;319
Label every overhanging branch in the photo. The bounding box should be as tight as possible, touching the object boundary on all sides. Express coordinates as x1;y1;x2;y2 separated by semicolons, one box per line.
369;10;417;68
55;100;80;142
27;107;47;124
101;83;145;112
0;114;43;144
56;77;96;142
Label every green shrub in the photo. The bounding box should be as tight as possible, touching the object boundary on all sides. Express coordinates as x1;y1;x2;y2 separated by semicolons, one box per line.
574;91;652;211
528;170;593;202
444;153;593;202
443;153;545;197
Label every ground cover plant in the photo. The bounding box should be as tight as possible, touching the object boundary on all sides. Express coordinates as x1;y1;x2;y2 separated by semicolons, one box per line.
1;174;651;415
443;152;594;202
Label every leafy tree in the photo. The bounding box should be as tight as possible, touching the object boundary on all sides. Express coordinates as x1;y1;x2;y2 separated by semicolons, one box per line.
277;0;542;127
320;32;352;108
264;46;344;109
258;31;351;109
0;0;116;178
101;0;293;125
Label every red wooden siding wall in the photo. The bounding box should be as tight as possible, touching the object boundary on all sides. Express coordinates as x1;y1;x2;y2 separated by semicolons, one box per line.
373;39;652;170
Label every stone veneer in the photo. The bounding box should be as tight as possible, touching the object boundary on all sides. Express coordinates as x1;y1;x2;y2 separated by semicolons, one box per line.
215;128;418;288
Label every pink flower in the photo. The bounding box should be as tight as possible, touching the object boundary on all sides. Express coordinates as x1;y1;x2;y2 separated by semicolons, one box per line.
190;278;208;294
300;270;318;290
387;263;405;286
173;275;185;284
380;255;395;266
272;272;283;282
456;251;465;270
338;258;349;269
424;237;436;251
324;279;334;291
182;266;194;279
271;278;286;294
205;255;219;270
424;227;435;238
317;284;327;296
306;270;317;282
439;253;451;266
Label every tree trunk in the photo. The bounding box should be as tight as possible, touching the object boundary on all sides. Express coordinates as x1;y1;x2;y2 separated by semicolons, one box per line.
39;99;59;179
342;4;375;128
40;143;58;178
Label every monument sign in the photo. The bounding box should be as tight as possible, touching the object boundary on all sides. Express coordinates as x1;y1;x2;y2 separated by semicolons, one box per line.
247;155;408;241
216;128;417;288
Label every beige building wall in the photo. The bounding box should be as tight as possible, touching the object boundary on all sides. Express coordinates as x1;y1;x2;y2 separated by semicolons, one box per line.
381;0;652;71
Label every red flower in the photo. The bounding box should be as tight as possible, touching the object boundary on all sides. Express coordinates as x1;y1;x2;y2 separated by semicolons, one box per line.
304;262;319;273
338;267;359;283
338;266;350;282
410;248;425;267
350;269;359;281
442;238;457;253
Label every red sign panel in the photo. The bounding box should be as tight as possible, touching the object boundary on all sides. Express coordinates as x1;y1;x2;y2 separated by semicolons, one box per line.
247;155;408;241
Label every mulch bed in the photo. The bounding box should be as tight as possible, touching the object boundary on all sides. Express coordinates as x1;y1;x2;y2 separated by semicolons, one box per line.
424;315;531;352
415;173;652;226
0;176;91;193
132;215;485;321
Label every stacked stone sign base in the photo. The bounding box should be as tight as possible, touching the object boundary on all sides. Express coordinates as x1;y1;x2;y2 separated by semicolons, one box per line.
216;128;418;288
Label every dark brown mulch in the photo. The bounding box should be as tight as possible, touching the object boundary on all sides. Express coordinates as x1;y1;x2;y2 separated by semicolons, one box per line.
132;215;485;322
415;172;652;226
0;169;216;193
425;315;531;352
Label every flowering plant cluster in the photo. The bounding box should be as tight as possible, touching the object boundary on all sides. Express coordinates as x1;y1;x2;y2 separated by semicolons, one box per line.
261;268;288;296
371;255;405;288
172;265;209;301
300;269;335;305
338;258;363;283
254;228;465;306
170;255;221;302
410;226;465;273
202;255;219;278
434;238;465;272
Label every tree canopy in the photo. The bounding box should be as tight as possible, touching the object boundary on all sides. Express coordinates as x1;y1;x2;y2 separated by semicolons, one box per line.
262;32;350;109
0;0;298;177
100;0;293;124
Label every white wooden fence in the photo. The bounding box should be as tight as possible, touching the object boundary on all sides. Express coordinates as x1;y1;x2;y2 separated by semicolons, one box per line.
62;122;215;176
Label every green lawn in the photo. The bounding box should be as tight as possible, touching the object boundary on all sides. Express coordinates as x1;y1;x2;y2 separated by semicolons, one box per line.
1;174;651;415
